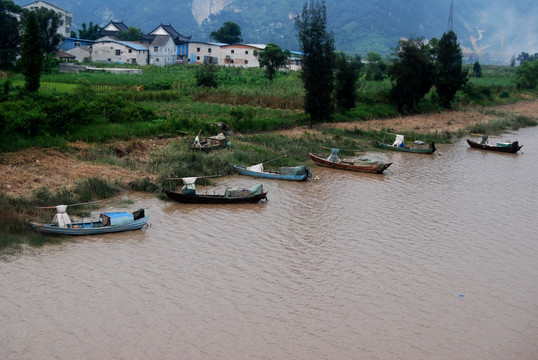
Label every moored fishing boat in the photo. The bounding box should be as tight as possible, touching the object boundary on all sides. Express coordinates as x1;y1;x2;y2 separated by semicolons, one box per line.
466;135;522;153
233;163;311;181
190;132;228;151
377;133;436;154
165;177;267;204
308;149;391;174
31;204;149;235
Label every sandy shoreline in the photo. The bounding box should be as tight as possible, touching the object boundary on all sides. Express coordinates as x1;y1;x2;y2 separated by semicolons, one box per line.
2;99;537;198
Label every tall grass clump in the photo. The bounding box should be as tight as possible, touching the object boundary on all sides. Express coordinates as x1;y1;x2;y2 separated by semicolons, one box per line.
74;177;122;202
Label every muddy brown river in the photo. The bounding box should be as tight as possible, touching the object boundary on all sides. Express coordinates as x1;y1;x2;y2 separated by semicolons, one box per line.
1;127;537;359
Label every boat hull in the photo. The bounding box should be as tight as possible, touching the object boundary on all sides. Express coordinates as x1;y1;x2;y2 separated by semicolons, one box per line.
377;142;436;154
308;153;391;173
466;139;522;153
233;165;310;181
30;215;150;236
165;190;267;204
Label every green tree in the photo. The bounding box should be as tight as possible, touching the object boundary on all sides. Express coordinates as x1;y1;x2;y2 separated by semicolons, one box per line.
254;43;290;81
295;0;335;126
210;22;243;44
0;0;21;70
434;30;468;108
20;11;43;92
473;61;482;78
516;51;538;65
388;38;435;113
334;52;361;112
78;21;102;40
364;52;386;81
30;7;62;54
515;59;538;89
21;7;62;73
116;26;143;41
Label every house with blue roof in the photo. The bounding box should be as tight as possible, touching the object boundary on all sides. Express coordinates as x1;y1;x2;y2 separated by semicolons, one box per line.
59;37;95;51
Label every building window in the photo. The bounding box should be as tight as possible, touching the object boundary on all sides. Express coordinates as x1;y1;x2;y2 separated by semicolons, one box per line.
208;48;212;53
197;47;200;52
128;49;132;53
245;50;249;54
115;49;121;56
245;60;248;64
154;46;158;52
231;50;235;54
197;56;200;61
74;41;80;47
156;58;159;62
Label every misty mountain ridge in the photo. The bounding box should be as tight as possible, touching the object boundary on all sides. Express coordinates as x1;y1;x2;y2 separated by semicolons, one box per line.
15;0;538;64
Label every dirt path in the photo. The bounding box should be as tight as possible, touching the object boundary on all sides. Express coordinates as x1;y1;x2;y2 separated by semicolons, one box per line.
280;99;538;136
2;100;537;198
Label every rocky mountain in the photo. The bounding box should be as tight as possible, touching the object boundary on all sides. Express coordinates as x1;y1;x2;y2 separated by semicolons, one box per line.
14;0;538;63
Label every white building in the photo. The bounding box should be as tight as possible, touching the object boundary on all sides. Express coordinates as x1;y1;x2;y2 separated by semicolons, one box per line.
188;41;225;64
66;45;91;62
91;39;149;65
22;1;72;37
149;35;176;65
220;44;264;67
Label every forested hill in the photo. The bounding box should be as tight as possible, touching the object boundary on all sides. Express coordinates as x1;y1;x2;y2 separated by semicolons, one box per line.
14;0;538;61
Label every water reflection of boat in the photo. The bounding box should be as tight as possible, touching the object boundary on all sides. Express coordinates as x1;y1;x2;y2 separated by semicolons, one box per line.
377;133;436;154
31;204;149;235
466;135;522;153
309;149;391;174
165;177;267;204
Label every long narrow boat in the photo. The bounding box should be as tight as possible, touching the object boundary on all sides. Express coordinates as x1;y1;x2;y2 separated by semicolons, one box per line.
308;152;391;174
165;190;267;204
165;180;267;204
466;139;522;153
31;206;149;235
377;133;436;154
233;164;311;181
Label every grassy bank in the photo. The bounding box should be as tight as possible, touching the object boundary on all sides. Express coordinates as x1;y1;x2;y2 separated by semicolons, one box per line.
3;64;535;153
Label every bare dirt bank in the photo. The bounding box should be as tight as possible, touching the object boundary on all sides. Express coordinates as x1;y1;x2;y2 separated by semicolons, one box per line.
281;99;538;136
2;100;538;198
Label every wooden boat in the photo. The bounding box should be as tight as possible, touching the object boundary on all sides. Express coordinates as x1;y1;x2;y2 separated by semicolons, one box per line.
165;177;267;204
190;132;227;151
31;204;149;236
308;151;391;174
377;133;436;154
466;137;522;153
233;164;311;181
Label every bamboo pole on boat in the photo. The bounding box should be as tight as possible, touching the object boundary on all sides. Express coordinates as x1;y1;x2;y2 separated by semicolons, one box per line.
320;146;363;153
167;175;221;181
470;133;501;138
261;154;287;165
34;200;102;209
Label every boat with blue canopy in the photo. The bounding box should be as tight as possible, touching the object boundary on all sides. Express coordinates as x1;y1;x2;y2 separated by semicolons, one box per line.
30;202;149;235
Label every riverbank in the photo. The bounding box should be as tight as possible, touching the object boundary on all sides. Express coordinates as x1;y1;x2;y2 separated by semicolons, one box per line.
2;99;538;199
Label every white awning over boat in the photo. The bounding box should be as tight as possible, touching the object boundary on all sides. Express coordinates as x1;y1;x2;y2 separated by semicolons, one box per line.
181;177;197;194
246;163;264;172
52;205;71;228
393;134;405;147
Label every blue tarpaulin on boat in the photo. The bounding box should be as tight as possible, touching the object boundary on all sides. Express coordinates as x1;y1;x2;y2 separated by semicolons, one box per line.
101;212;134;226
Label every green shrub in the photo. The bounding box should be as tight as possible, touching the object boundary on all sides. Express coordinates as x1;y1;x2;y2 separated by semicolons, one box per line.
195;65;218;88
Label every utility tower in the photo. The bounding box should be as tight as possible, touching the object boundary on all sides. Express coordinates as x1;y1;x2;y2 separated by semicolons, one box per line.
447;0;454;32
